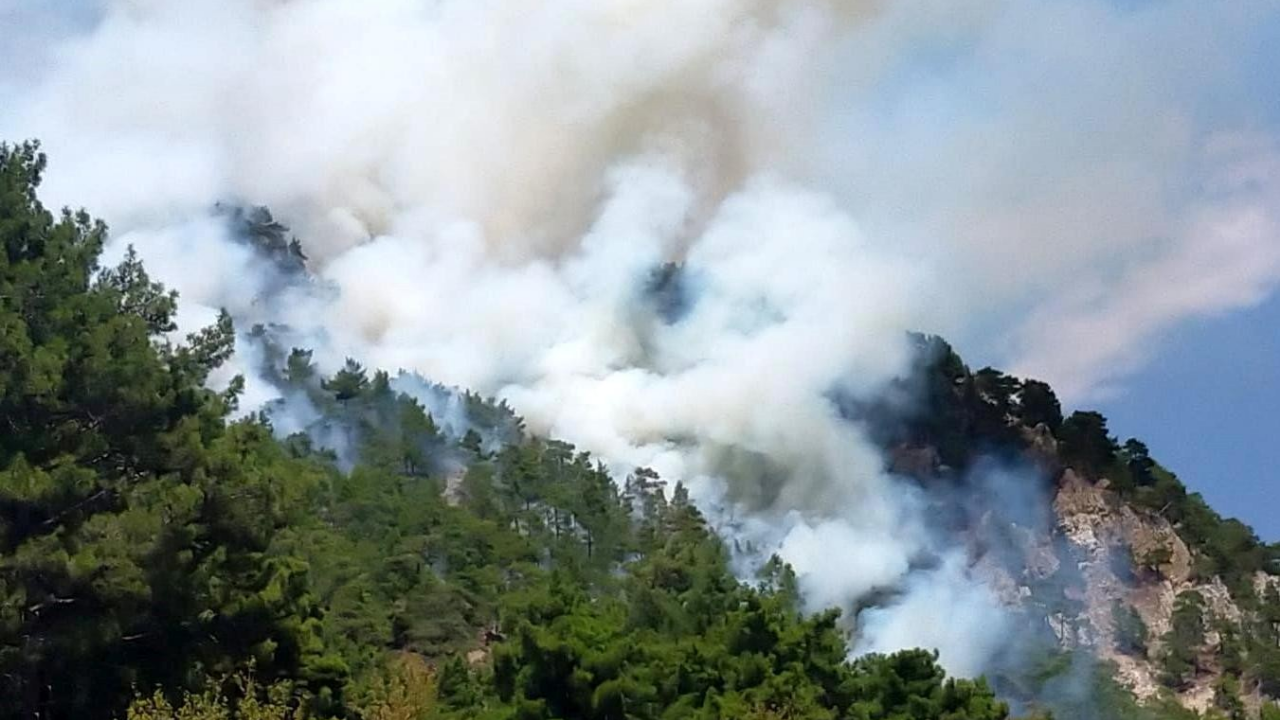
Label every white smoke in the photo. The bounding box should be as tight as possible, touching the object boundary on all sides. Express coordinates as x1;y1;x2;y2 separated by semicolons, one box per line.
855;554;1011;677
4;0;1280;677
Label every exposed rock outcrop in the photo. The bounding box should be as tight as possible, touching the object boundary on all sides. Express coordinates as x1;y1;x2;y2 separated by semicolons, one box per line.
1039;468;1255;713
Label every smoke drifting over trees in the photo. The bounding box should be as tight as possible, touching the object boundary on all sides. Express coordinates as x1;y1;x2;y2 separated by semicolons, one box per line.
3;0;1280;699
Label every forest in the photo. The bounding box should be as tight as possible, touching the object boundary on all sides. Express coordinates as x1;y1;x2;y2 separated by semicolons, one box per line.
1;141;1277;720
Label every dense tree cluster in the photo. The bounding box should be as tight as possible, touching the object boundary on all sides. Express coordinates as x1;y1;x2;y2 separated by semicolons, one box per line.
0;142;339;716
905;338;1280;586
0;142;1019;720
1162;591;1207;689
888;337;1280;709
4;142;1279;719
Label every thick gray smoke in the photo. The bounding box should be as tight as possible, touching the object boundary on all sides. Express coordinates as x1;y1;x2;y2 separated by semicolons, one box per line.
4;0;1280;678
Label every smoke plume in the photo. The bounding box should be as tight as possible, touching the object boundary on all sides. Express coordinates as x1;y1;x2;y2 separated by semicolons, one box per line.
4;0;1280;678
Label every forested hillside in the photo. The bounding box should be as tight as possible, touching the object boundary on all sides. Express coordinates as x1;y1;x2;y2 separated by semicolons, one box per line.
0;144;1013;719
1;141;1277;720
870;338;1280;718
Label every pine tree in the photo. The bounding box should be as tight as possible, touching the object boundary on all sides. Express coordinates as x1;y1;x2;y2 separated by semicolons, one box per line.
323;358;369;402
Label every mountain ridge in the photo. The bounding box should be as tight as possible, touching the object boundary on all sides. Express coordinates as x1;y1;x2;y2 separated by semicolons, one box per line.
879;337;1280;717
2;141;1278;720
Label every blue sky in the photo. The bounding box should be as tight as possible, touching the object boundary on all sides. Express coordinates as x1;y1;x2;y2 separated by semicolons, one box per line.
1067;2;1280;543
1098;292;1280;541
822;2;1280;543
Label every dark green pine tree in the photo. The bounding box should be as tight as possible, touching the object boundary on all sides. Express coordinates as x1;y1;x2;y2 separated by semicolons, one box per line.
0;141;344;720
323;357;369;402
1162;591;1206;689
1058;410;1118;478
1017;379;1063;432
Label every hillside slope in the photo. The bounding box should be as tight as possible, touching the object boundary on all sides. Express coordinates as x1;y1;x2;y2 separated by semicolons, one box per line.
883;338;1280;718
2;142;1278;720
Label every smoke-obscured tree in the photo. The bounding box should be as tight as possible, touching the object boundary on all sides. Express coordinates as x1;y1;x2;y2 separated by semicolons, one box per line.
624;465;668;548
972;367;1023;446
482;494;1010;720
460;428;483;455
323;358;369;402
5;142;1279;720
96;244;177;334
911;335;975;467
370;369;392;398
171;307;236;384
757;554;801;614
396;396;438;476
975;367;1019;399
220;204;307;275
286;347;316;384
1112;601;1149;657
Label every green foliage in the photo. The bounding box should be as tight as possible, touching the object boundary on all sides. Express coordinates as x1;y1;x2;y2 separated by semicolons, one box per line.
910;335;979;467
1161;591;1205;689
870;338;1058;472
0;142;342;719
1017;380;1063;433
880;328;1280;699
126;668;308;720
217;204;308;275
1111;602;1148;657
280;396;1010;719
1124;466;1277;591
972;367;1024;445
240;330;1012;719
1212;673;1247;720
1057;411;1117;477
998;651;1199;720
1118;440;1155;489
4;142;1278;720
1253;583;1280;697
358;653;442;720
322;358;369;403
